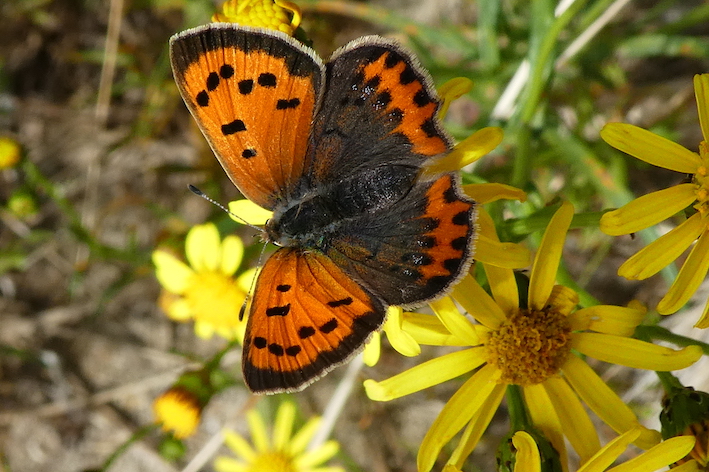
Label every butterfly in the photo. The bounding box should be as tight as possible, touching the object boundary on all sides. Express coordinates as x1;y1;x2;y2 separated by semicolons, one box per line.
169;23;477;394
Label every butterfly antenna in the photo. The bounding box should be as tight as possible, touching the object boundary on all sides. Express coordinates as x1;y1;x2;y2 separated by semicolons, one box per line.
239;241;270;321
188;184;263;232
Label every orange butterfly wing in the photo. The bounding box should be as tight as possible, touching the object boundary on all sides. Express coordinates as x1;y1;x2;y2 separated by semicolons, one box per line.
170;24;325;209
243;248;385;393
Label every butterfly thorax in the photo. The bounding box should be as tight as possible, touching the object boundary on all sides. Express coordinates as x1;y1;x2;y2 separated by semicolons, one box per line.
265;165;419;249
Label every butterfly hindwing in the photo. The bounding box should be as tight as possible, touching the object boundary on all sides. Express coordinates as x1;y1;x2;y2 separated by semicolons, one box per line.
307;36;452;185
243;248;386;394
170;24;325;209
326;173;476;307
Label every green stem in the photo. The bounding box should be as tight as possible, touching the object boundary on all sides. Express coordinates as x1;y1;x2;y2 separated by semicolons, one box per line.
655;371;683;395
636;325;709;355
506;385;531;431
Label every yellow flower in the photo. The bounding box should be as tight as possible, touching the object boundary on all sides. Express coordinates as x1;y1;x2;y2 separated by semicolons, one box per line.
600;74;709;326
153;387;202;439
495;428;697;472
212;0;301;36
0;136;21;169
153;223;254;341
214;401;344;472
365;202;702;472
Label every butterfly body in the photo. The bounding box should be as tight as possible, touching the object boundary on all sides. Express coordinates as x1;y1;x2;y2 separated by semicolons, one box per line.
170;24;477;393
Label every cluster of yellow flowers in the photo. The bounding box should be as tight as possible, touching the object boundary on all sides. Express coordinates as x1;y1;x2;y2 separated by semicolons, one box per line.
149;1;709;472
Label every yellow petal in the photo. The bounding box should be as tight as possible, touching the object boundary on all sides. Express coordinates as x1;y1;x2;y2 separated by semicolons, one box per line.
194;320;215;339
213;457;248;472
576;428;641;472
477;209;521;311
220;235;244;276
228;199;273;226
476;207;533;269
696;297;709;329
401;312;479;346
617;213;704;279
417;364;500;472
450;276;507;330
542;376;601;462
512;431;541;472
524;384;569;471
567;305;647;336
464;182;527;204
246;409;269;452
600;184;697;236
529;202;574;311
658;228;709;314
288;417;321;455
667;460;701;472
425;127;504;174
437;77;473;120
363;331;381;367
572;333;702;371
477;236;533;269
608;436;696;472
294;439;339;469
447;384;506;468
164;298;193;321
222;429;257;462
562;355;660;449
695;74;709;142
431;294;488;344
185;223;221;272
153;250;193;293
363;347;485;401
383;307;421;357
601;123;701;173
273;401;295;450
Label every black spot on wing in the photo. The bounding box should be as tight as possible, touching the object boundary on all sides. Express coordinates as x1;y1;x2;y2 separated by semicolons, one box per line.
220;64;234;78
452;236;468;251
238;79;254;94
253;337;267;349
298;326;315;339
452;211;469;226
444;257;463;274
399;65;417;85
206;72;219;91
258;72;277;87
268;343;284;356
327;297;353;308
266;304;291;317
421;118;438;138
222;119;246;135
242;148;257;158
276;284;291;292
285;345;301;356
276;98;301;110
414;89;432;107
196;90;209;107
319;318;338;333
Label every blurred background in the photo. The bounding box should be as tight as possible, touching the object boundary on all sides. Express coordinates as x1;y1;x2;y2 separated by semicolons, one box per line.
2;0;709;471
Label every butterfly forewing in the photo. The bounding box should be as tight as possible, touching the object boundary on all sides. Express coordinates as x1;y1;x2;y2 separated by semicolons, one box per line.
243;248;386;394
307;36;452;185
170;24;325;209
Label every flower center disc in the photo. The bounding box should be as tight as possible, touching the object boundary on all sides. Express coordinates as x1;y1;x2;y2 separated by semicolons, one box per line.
249;451;297;472
485;308;572;386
